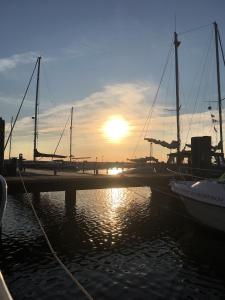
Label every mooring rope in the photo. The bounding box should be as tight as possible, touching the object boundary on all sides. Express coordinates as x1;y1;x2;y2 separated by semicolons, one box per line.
17;169;93;300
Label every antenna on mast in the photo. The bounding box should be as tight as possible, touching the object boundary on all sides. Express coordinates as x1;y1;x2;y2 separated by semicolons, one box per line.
174;14;177;32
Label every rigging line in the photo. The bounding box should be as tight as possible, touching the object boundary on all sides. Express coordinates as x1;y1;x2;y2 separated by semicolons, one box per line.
17;169;94;300
218;30;225;67
188;29;214;143
166;167;207;180
4;59;39;150
178;69;186;141
144;43;173;138
130;42;173;159
53;112;71;156
162;52;173;142
218;31;225;123
179;164;222;173
42;63;56;106
178;22;212;36
184;28;214;146
5;121;12;136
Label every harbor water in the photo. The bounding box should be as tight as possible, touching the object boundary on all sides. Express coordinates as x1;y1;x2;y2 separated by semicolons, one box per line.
1;182;225;299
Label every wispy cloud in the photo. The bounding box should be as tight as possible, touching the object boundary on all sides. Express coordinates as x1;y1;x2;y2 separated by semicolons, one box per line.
63;38;105;59
7;81;219;161
0;52;53;72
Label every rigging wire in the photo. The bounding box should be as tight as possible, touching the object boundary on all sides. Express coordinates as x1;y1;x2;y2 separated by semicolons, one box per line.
17;169;94;300
218;30;225;67
130;42;173;159
178;23;212;36
161;51;173;144
144;43;173;138
5;121;12;138
42;63;56;107
183;28;214;146
217;29;225;149
178;24;214;146
207;32;218;143
4;59;39;150
53;111;71;156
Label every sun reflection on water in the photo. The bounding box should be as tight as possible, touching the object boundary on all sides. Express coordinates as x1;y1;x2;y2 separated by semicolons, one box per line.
106;188;126;244
109;188;126;210
108;167;123;175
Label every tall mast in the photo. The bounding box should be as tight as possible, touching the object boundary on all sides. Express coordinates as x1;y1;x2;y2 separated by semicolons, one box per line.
33;56;41;161
214;22;224;155
174;31;181;164
69;106;74;162
9;116;13;159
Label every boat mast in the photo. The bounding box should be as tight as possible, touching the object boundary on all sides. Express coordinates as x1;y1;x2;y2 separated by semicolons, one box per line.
69;106;74;162
214;22;224;156
33;56;41;161
174;31;181;164
9;116;13;159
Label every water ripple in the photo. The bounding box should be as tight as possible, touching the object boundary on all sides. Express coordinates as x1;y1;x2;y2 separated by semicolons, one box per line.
1;187;225;299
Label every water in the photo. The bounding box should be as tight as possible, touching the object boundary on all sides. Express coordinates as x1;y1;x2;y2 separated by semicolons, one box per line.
1;185;225;299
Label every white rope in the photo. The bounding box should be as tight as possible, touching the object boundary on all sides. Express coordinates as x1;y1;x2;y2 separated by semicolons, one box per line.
18;169;93;300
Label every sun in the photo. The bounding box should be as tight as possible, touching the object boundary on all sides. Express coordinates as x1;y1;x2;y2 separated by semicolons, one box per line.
103;117;129;142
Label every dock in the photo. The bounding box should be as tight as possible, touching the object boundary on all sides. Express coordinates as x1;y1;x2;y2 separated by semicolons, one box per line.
6;173;173;203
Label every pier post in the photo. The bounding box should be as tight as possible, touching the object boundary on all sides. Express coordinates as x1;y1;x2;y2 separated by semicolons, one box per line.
65;188;76;205
0;118;5;175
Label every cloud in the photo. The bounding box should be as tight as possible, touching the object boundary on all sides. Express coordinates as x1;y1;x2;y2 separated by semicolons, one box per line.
0;52;52;73
63;39;105;59
7;81;220;161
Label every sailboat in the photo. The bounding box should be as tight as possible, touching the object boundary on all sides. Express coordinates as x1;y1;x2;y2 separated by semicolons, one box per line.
145;30;182;166
171;174;225;232
67;106;91;162
144;22;224;170
171;22;225;232
33;57;66;161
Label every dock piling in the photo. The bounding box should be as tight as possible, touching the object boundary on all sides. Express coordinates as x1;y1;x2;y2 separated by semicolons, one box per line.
65;188;76;205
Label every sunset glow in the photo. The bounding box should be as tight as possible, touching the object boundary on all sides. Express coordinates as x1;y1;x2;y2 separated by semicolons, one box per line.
103;117;129;142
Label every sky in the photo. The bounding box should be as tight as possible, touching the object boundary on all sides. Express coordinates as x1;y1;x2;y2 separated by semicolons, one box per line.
1;0;225;161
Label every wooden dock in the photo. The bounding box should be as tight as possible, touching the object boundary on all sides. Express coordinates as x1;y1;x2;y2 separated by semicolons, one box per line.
6;173;173;203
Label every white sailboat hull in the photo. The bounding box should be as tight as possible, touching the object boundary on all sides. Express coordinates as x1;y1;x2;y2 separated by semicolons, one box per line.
180;195;225;232
171;179;225;233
